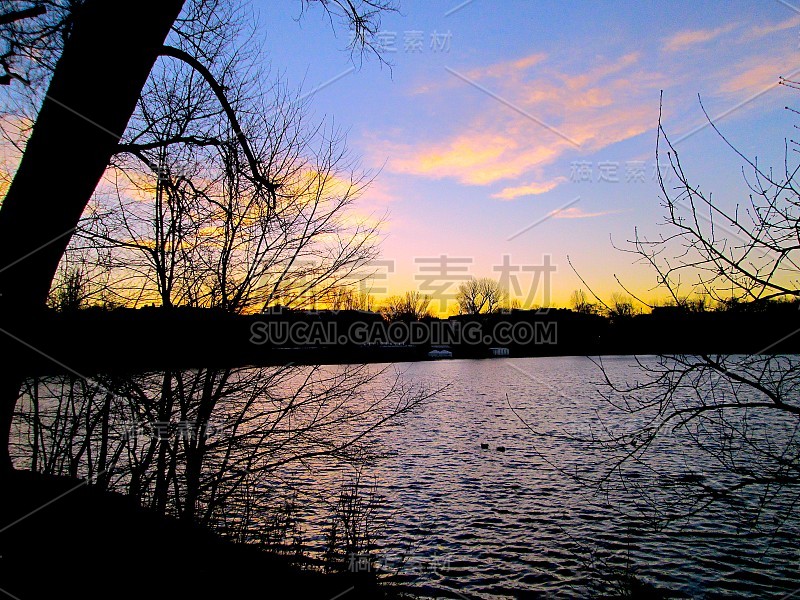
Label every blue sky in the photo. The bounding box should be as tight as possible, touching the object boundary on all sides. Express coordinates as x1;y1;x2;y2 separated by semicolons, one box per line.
255;1;800;311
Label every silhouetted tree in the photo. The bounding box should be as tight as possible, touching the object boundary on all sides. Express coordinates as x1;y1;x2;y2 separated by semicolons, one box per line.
608;293;635;320
48;266;87;313
0;0;185;472
8;0;429;540
77;3;381;312
12;364;432;527
456;277;507;315
0;0;398;471
326;286;375;311
380;291;431;321
576;90;800;532
570;289;597;315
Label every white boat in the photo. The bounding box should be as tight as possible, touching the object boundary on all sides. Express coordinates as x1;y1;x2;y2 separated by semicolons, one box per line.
427;349;453;359
489;347;510;357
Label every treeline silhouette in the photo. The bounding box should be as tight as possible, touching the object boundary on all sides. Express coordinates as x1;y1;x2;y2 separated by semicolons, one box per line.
13;298;800;376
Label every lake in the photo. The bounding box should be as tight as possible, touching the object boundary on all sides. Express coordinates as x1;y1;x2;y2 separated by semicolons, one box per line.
274;356;800;599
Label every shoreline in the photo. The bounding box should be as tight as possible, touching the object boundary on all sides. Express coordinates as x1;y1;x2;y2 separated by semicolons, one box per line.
0;469;394;600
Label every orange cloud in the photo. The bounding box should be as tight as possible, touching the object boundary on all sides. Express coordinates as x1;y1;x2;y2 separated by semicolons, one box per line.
663;23;738;52
378;53;662;188
390;133;560;185
492;177;567;200
373;25;794;200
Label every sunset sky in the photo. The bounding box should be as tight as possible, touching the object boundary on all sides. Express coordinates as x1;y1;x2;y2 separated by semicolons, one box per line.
259;1;799;313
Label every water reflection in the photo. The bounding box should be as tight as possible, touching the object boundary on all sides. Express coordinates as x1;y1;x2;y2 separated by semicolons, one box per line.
11;357;800;598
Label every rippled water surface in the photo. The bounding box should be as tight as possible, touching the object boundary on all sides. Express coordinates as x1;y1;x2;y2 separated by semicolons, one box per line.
275;356;800;599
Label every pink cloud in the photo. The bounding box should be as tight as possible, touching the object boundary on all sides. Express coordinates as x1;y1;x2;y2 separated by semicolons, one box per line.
721;63;781;94
550;207;619;219
466;52;548;80
747;14;800;39
492;177;567;200
663;23;738;52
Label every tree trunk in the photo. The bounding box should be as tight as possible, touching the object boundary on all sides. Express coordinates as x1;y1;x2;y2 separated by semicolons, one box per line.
153;371;174;515
0;0;185;473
